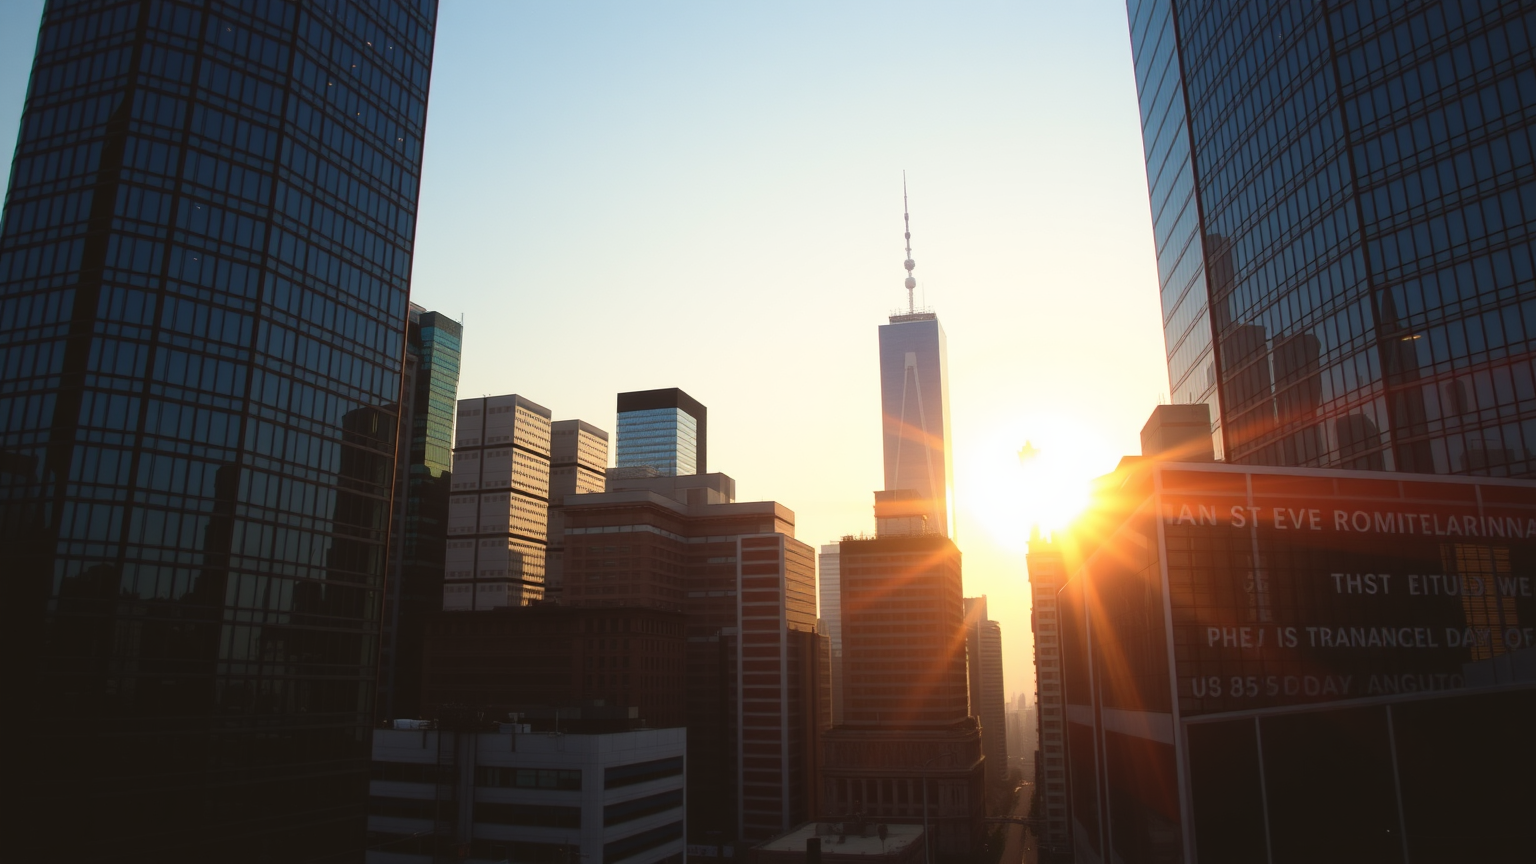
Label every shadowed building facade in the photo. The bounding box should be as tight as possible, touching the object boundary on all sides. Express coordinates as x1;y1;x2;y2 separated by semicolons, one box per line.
0;1;438;859
1129;0;1536;474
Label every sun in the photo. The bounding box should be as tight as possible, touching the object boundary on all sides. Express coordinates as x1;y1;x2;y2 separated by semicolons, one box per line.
955;414;1115;552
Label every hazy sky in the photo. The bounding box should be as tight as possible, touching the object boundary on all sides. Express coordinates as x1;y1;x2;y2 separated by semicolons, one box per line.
0;1;1171;702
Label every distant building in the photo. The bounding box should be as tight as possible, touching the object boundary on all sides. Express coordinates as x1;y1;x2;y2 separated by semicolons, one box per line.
1026;532;1071;855
562;472;829;844
419;604;686;729
545;419;610;603
750;822;926;864
820;535;984;859
446;394;553;609
820;542;846;724
380;304;463;722
368;715;685;864
964;597;1008;796
616;388;708;476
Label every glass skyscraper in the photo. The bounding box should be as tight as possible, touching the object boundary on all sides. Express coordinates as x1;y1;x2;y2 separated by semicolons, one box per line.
0;1;437;859
878;312;954;537
614;387;707;476
378;304;460;721
1130;0;1536;475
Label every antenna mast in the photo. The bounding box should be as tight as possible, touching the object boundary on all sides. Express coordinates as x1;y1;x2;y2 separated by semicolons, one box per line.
902;172;916;314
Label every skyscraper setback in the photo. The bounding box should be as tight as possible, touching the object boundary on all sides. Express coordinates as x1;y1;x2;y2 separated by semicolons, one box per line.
1129;0;1536;474
0;2;438;859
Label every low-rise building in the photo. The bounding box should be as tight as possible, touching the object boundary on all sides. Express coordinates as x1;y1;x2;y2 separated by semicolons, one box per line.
751;822;925;864
368;714;686;864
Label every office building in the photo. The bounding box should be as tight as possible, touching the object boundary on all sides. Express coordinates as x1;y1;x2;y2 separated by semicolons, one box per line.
819;535;984;859
368;716;686;864
380;304;463;721
419;604;686;729
446;394;552;610
616;388;708;476
963;597;1008;797
878;195;954;537
820;542;846;724
545;419;610;602
1057;423;1536;862
0;3;437;858
561;472;829;845
1026;530;1071;855
1129;0;1536;473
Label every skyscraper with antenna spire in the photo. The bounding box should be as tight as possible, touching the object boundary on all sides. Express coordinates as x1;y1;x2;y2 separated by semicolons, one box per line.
875;177;954;538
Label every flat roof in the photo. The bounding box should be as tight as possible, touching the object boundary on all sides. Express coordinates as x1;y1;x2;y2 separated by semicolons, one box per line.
758;823;923;857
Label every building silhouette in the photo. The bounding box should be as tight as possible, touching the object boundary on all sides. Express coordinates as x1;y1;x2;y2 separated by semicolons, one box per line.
615;387;707;476
1129;0;1536;475
446;394;552;610
963;597;1008;797
1026;530;1072;855
0;2;438;859
380;304;462;721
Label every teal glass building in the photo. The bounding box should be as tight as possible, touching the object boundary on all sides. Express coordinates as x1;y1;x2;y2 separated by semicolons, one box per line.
0;1;437;859
378;304;460;722
1131;0;1536;475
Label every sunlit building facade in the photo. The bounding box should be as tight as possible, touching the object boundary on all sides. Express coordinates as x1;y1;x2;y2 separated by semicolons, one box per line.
1025;531;1072;855
544;418;609;602
963;597;1008;795
819;541;845;724
615;387;707;477
1059;457;1536;863
446;394;552;610
1129;0;1536;474
878;314;954;537
0;1;437;858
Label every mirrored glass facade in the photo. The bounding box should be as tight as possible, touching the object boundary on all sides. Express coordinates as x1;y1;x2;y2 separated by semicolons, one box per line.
877;313;954;537
1129;0;1536;475
0;0;437;858
615;407;698;476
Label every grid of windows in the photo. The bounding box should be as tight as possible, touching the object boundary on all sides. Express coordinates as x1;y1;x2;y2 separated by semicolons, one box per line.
0;1;437;858
1132;0;1536;476
615;407;698;476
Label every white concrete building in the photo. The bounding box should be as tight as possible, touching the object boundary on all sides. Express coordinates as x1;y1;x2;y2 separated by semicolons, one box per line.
368;722;686;864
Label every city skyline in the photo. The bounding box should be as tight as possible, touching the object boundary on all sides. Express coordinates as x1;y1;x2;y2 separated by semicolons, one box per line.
0;0;1173;702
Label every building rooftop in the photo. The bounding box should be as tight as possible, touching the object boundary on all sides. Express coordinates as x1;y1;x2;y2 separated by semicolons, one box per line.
758;823;923;857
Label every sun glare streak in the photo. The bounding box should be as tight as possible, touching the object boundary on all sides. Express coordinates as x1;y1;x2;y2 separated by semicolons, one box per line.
957;415;1115;551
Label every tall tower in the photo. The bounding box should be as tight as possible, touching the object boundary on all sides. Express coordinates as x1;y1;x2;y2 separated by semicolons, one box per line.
0;2;438;858
1128;0;1536;474
877;179;954;537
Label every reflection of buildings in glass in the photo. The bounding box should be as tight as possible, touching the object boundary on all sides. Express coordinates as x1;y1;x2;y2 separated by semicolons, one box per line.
878;314;954;537
1025;530;1072;856
446;394;553;610
1129;0;1536;476
379;305;462;720
543;419;610;604
615;388;707;477
0;4;437;857
1057;413;1536;861
819;535;985;858
819;542;846;725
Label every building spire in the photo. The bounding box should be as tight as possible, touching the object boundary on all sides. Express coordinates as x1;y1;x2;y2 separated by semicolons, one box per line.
902;172;916;314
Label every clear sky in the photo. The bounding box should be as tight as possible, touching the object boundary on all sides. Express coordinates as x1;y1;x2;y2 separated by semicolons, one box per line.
0;0;1171;705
